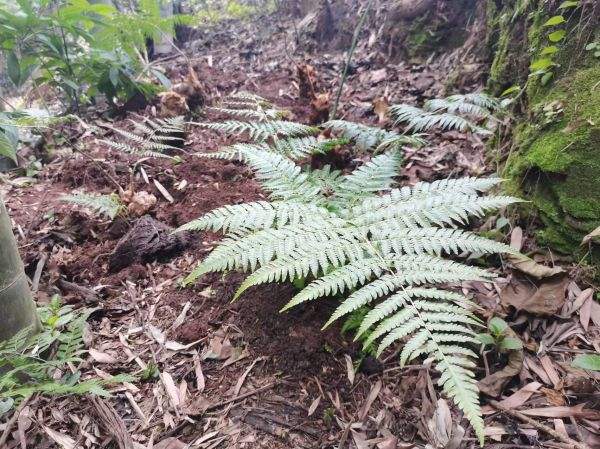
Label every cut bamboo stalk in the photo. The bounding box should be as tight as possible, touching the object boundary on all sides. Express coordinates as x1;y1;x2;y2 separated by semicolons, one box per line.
0;195;40;342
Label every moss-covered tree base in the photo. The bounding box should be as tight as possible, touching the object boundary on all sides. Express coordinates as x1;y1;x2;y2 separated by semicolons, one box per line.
486;0;600;258
505;66;600;253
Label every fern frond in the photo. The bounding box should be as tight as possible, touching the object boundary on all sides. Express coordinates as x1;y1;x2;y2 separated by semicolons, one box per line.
192;120;318;141
181;91;514;444
447;93;501;111
61;192;124;220
177;201;334;234
323;120;424;151
424;98;490;118
390;104;486;133
271;136;344;159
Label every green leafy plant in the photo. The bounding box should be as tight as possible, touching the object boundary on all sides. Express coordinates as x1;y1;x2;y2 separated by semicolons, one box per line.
0;110;70;164
476;317;523;352
98;116;186;158
529;1;580;84
61;192;125;220
179;95;519;442
0;296;129;414
0;0;191;109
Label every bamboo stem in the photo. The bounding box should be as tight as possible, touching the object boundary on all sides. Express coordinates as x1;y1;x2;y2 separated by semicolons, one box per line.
0;195;40;342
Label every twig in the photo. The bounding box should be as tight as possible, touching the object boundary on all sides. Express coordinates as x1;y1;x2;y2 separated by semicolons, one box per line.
489;400;591;449
0;394;33;447
329;0;373;120
205;381;277;413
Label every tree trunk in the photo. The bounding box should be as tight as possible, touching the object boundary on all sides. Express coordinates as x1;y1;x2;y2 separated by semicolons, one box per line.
154;0;174;56
0;195;40;342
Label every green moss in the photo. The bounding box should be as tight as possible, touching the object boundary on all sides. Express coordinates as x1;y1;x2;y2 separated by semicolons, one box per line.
508;66;600;253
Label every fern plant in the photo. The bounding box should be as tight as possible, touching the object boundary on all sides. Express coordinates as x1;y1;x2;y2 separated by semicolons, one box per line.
390;92;502;134
98;116;185;158
322;119;426;152
0;296;128;413
180;145;518;443
61;192;125;220
193;92;347;160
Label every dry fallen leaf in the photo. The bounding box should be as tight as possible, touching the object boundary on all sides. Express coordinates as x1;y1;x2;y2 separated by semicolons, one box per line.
358;380;382;421
43;426;76;449
482;382;542;414
153;437;188;449
581;225;600;245
370;68;387;84
373;97;389;124
506;253;564;279
345;354;355;385
88;348;118;364
308;396;321;416
501;274;568;315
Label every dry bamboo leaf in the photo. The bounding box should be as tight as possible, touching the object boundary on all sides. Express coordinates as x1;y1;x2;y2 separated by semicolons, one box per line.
482;382;542;414
308;396;321;417
161;371;181;408
89;348;118;364
358;380;382;421
193;351;205;393
345;354;355;385
43;426;76;449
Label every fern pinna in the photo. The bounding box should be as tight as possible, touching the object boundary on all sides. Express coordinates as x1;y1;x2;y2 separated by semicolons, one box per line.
98;116;185;158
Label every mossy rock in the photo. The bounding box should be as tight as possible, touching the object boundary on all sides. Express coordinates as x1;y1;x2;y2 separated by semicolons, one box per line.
505;66;600;254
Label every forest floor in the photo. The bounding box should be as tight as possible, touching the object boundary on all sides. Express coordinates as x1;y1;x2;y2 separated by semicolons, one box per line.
2;12;600;449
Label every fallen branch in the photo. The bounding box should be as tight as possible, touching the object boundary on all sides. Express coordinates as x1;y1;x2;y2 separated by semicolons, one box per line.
489;400;591;449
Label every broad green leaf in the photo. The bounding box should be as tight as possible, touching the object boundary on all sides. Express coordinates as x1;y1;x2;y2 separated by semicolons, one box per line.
501;85;521;96
558;1;579;9
151;69;172;89
499;337;523;351
0;129;18;163
530;58;554;71
6;51;21;86
572;354;600;371
109;67;119;87
541;46;559;55
541;71;554;85
476;333;495;346
543;15;565;27
548;30;566;42
488;317;508;336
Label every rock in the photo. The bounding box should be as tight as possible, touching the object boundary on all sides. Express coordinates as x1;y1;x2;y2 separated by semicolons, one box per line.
108;216;189;272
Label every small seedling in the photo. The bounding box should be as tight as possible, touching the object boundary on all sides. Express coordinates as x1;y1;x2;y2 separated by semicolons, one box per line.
477;317;523;352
